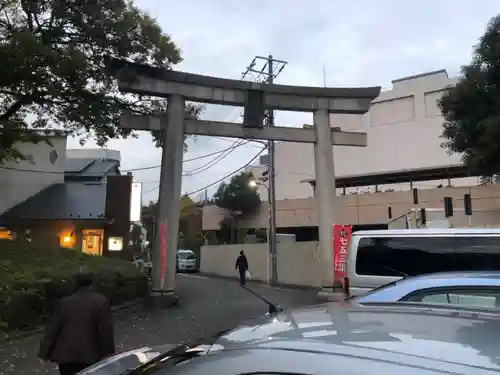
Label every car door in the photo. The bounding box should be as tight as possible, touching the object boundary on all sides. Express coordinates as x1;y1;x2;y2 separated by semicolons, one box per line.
400;286;500;309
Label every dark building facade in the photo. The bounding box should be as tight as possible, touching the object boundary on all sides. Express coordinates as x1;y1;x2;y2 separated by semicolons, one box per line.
0;157;135;260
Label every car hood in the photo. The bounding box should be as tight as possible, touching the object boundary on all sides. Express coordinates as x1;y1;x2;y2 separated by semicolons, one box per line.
211;301;500;373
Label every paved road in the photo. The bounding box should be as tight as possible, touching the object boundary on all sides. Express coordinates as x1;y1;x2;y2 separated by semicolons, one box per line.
0;274;320;374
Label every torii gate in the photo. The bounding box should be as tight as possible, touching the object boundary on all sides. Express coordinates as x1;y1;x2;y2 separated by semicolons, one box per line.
109;59;380;307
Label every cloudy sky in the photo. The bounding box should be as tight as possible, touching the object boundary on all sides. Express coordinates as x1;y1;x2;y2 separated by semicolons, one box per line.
66;0;500;203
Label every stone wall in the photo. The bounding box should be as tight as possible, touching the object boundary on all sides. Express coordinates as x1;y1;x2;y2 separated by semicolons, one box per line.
200;241;322;288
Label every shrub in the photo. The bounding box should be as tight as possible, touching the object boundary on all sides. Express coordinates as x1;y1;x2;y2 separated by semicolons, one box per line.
0;242;148;330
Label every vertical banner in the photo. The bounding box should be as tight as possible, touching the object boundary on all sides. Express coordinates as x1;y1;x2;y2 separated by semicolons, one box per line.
159;222;167;289
332;224;352;283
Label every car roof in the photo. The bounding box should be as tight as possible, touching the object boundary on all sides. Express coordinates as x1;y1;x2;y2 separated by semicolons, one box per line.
355;271;500;305
402;270;500;281
352;228;500;236
211;302;500;374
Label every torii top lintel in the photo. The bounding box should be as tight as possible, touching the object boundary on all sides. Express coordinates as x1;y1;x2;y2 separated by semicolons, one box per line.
109;58;381;114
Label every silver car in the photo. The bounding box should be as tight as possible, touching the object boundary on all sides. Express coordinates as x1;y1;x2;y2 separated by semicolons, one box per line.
353;271;500;309
80;301;500;375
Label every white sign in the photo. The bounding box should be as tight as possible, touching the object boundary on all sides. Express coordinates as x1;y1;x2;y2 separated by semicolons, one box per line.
130;182;143;222
108;237;123;251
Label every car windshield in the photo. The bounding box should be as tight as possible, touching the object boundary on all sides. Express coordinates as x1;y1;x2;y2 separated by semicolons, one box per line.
178;252;195;259
346;279;401;301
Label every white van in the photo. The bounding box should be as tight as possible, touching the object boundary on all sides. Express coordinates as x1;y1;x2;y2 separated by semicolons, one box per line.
345;228;500;297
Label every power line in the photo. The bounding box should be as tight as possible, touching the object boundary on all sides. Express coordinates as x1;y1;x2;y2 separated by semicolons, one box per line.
183;139;246;176
185;147;267;196
145;146;267;195
0;141;252;175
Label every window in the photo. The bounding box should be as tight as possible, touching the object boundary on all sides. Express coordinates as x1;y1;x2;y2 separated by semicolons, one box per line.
355;236;500;277
402;287;500;309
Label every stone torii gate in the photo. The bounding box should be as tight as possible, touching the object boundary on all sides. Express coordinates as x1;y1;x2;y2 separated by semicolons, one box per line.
109;59;380;306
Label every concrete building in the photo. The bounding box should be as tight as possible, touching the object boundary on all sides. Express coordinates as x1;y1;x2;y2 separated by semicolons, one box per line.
199;69;500;286
204;69;494;235
0;132;67;216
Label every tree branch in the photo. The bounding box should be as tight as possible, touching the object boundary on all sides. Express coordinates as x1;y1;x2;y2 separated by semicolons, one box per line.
0;100;25;121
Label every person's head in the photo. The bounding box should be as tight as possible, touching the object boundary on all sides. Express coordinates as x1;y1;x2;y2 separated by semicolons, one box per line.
74;267;93;289
240;250;244;256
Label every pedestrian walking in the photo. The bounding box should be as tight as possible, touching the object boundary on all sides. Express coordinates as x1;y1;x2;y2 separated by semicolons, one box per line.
235;250;249;286
38;269;115;375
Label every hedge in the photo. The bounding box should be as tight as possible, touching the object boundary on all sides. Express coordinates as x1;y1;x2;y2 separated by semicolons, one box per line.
0;243;148;330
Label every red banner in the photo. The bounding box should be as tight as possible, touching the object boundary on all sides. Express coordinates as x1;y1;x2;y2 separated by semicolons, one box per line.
159;222;167;289
332;224;352;283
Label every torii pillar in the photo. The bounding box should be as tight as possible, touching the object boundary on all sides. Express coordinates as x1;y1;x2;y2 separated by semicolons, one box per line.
108;58;380;306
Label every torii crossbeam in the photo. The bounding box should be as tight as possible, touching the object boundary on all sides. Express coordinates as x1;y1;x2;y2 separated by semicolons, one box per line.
109;59;380;306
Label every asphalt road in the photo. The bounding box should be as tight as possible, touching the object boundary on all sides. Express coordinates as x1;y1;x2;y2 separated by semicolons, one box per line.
0;274;320;375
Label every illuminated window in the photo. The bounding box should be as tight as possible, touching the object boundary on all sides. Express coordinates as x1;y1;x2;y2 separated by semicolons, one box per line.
60;231;76;248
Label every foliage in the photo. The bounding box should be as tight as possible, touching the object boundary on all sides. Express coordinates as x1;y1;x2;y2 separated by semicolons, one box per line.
440;14;500;178
0;0;201;163
213;172;261;218
0;241;147;330
141;195;204;250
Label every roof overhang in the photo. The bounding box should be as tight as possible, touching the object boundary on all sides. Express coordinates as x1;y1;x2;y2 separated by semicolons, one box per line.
301;164;473;189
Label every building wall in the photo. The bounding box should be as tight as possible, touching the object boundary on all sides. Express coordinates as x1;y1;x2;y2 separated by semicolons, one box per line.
200;242;321;287
203;184;500;230
251;69;479;201
0;136;67;215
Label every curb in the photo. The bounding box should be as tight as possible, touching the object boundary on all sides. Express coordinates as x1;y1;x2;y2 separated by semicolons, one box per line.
197;272;318;292
0;298;147;343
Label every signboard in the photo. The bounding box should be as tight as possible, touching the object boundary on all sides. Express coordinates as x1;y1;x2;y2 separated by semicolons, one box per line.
332;224;352;282
159;222;167;289
108;237;123;251
130;182;143;222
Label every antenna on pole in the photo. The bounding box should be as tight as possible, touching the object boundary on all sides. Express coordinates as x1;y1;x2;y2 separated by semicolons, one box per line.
323;63;327;88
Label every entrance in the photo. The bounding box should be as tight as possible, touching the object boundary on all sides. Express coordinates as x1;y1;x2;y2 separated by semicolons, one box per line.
82;229;104;255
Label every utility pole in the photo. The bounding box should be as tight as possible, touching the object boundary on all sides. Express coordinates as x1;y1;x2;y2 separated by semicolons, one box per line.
242;55;287;286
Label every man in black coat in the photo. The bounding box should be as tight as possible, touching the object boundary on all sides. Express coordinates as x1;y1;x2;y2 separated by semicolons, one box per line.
235;250;249;286
38;269;115;375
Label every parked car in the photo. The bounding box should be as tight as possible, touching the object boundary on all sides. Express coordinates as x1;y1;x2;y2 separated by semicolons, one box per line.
345;228;500;296
78;301;500;375
351;271;500;309
176;249;198;273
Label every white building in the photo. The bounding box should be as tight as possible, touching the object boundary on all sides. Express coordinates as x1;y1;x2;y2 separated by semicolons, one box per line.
0;132;67;215
250;69;478;201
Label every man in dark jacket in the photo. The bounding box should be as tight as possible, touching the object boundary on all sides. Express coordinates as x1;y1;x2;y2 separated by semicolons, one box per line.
38;269;115;375
235;250;249;286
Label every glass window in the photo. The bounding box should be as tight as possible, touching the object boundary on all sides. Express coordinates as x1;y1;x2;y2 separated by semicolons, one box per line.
355;236;500;277
452;237;500;271
403;288;500;309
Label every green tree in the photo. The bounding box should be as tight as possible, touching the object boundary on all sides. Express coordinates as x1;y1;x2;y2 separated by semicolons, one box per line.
0;0;200;163
213;172;261;243
440;15;500;178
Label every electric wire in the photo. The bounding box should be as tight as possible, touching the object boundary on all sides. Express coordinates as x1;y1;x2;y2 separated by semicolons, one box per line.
0;141;253;175
145;146;267;195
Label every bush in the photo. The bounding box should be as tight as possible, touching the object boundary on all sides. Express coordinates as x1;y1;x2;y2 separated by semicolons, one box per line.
0;242;148;330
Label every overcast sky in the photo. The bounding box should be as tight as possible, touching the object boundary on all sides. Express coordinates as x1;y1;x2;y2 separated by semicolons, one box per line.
66;0;500;203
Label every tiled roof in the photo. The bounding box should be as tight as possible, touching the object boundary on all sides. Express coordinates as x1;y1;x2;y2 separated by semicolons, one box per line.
0;183;107;221
65;158;119;179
